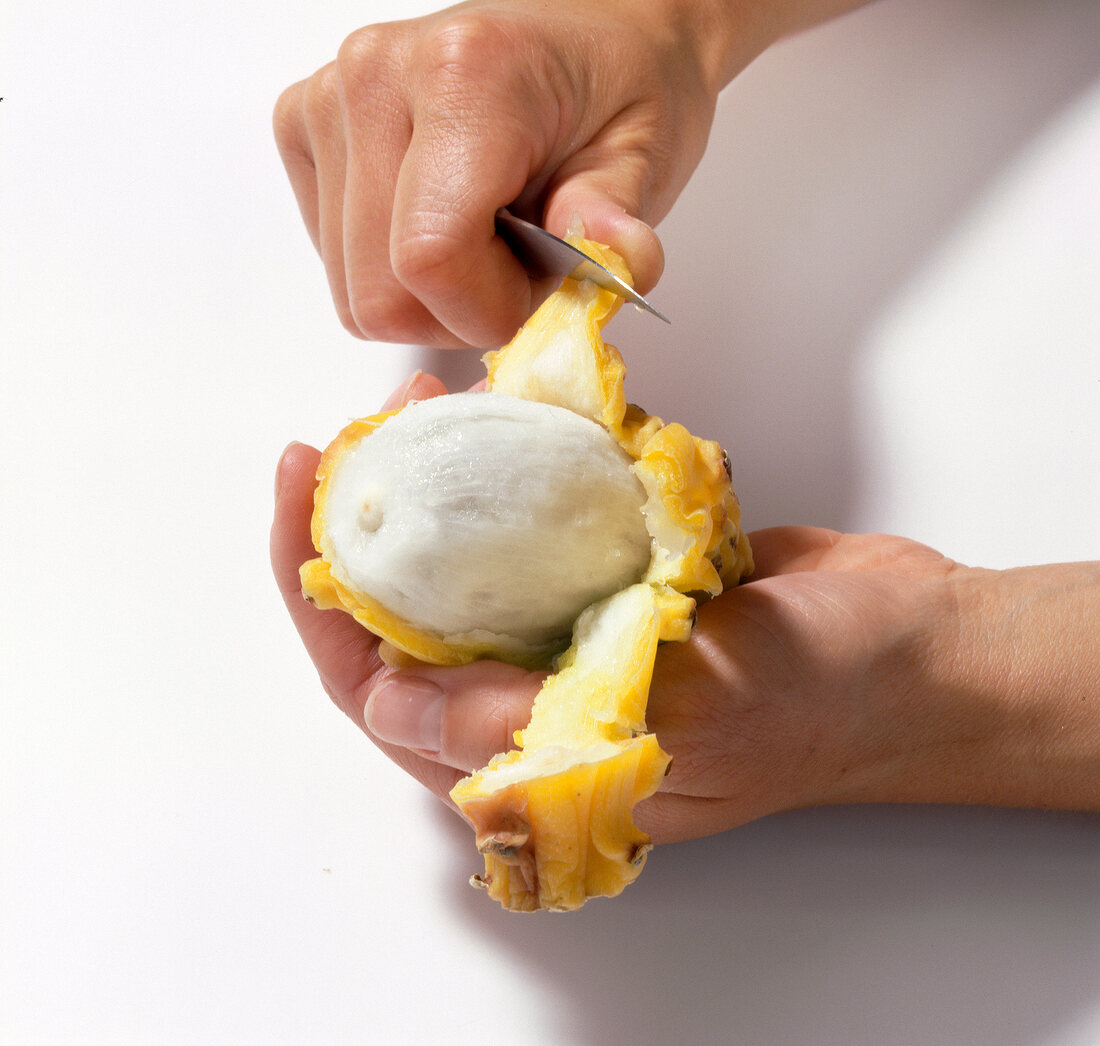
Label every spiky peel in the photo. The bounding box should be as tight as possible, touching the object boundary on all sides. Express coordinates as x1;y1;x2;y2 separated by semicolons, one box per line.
451;582;693;911
301;235;752;910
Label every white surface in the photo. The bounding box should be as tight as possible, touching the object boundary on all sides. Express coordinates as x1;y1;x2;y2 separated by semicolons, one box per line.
2;1;1098;1044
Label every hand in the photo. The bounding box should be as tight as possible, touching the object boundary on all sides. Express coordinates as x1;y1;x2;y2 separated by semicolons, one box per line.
272;0;756;348
272;375;1100;841
270;372;544;804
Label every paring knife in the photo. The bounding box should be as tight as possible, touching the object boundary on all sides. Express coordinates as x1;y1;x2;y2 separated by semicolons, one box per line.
495;208;670;324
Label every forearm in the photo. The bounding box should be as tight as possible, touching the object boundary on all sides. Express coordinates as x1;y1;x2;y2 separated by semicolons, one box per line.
837;561;1100;812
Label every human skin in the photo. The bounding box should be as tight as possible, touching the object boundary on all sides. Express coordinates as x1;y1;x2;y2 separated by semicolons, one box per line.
270;374;1100;842
271;1;1100;831
272;0;871;348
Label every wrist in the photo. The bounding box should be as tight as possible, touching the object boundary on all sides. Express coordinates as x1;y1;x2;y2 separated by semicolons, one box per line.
670;2;763;97
940;562;1100;810
829;561;1100;812
665;1;874;93
648;0;776;96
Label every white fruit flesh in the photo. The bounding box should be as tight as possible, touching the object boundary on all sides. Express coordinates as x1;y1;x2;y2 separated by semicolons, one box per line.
320;391;653;653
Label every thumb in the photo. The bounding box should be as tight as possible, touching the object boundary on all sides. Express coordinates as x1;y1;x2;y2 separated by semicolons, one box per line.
364;659;544;773
542;169;666;297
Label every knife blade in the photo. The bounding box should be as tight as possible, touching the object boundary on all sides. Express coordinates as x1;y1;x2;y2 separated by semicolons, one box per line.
495;209;670;324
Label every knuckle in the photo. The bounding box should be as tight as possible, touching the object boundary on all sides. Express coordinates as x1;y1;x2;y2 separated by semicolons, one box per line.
337;22;395;68
271;83;302;151
482;700;521;755
335;24;380;76
414;15;547;120
346;287;423;345
447;698;521;772
391;231;523;346
390;228;464;299
300;63;341;132
438;669;541;771
336;22;407;103
417;14;507;79
336;303;369;341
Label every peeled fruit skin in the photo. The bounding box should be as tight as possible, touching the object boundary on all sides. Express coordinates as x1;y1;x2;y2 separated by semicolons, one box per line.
451;581;694;911
301;234;752;911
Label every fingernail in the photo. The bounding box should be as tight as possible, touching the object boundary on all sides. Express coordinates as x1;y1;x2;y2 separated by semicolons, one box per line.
364;677;444;751
380;371;424;412
608;214;663;295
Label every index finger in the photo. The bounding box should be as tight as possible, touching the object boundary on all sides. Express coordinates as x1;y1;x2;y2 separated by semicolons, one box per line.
385;27;560;345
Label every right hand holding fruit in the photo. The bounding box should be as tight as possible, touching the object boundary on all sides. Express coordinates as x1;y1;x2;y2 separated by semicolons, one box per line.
272;0;728;348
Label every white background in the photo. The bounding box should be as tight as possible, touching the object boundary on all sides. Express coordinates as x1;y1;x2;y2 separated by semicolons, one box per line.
2;1;1098;1044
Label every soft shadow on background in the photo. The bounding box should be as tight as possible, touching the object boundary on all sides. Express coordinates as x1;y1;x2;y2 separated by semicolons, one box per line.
430;801;1100;1046
415;2;1100;1043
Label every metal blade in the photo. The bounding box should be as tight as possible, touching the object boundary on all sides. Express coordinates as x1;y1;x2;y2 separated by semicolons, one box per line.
495;209;670;323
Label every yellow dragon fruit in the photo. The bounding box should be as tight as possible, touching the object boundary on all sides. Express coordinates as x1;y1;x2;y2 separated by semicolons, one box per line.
301;236;752;911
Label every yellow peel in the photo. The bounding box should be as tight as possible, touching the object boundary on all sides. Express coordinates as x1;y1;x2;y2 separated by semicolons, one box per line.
301;236;752;910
